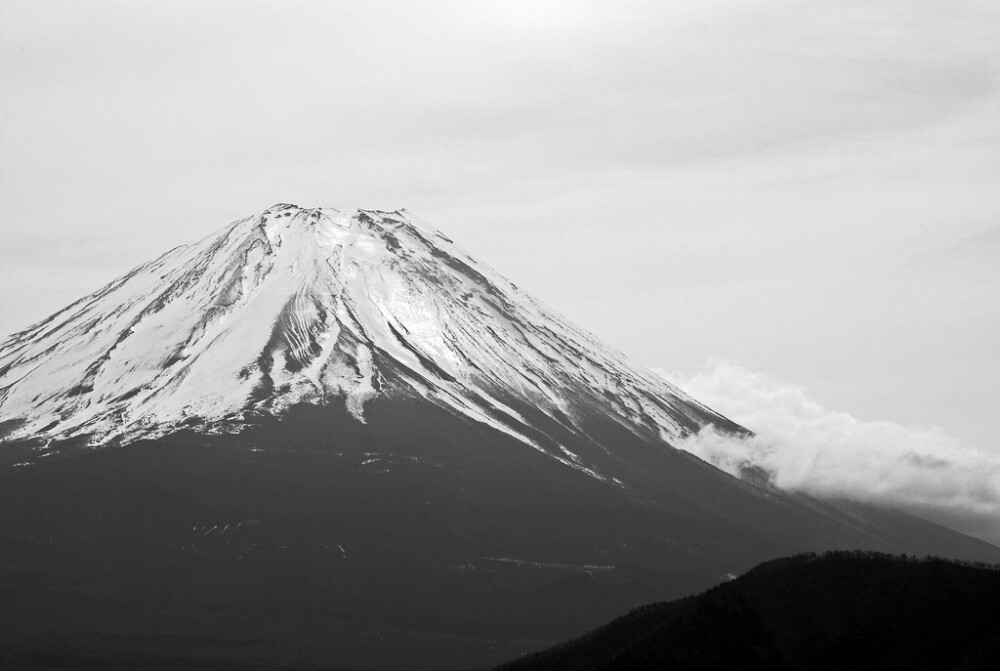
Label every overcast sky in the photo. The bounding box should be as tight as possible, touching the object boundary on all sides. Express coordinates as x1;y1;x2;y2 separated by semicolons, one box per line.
2;0;998;467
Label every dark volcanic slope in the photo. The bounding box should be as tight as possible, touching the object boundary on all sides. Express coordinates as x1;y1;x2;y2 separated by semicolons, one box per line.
496;552;1000;671
2;400;998;670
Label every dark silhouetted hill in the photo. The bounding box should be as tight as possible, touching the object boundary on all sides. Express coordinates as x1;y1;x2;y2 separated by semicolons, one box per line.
497;552;1000;671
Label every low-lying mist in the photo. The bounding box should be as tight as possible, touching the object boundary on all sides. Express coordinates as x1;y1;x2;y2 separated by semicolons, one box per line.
662;360;1000;545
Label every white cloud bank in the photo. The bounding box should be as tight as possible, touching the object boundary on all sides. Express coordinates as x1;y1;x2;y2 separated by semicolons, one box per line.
661;360;1000;544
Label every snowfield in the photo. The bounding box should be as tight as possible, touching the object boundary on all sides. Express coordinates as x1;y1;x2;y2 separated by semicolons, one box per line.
0;205;741;477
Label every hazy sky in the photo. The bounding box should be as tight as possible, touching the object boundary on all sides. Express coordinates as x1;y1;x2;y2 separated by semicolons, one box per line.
2;0;998;470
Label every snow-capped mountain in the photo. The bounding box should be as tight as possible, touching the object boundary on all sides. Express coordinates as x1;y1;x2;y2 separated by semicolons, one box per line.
3;204;998;670
0;204;740;476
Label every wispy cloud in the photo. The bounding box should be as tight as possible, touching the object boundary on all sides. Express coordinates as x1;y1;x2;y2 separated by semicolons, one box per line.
662;360;1000;544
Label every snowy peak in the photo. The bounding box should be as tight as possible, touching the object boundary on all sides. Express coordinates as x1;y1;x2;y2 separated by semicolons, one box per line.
0;205;742;477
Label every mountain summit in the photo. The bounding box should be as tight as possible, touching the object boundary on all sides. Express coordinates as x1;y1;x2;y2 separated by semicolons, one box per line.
0;204;739;473
1;205;997;670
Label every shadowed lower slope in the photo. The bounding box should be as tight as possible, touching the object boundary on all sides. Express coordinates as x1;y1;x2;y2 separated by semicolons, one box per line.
2;397;999;670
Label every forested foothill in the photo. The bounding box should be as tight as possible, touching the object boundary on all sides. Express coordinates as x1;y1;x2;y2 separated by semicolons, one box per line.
497;552;1000;671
